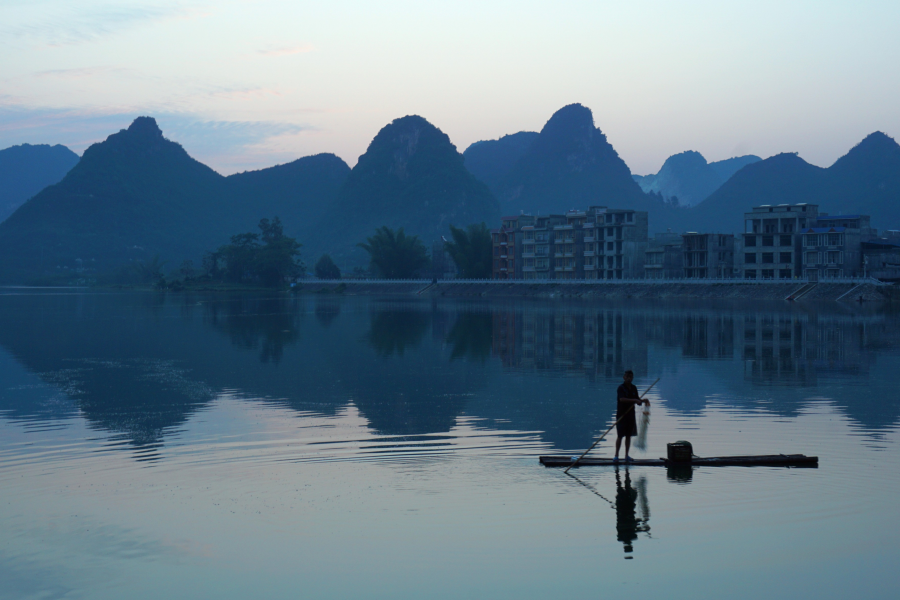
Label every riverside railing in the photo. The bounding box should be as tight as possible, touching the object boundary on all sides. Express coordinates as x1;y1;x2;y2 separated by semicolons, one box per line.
301;276;890;286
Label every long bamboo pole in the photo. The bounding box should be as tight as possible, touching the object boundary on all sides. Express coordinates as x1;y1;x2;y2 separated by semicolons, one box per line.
564;378;659;474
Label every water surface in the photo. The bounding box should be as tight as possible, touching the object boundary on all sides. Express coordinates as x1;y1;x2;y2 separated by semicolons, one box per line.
1;290;898;599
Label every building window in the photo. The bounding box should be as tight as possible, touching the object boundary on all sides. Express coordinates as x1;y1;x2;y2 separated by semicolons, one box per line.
827;251;841;265
745;236;757;247
762;253;774;264
806;252;817;265
828;233;842;246
745;270;757;279
805;235;818;247
745;253;757;264
762;236;774;246
779;269;792;279
780;235;792;246
780;252;792;263
762;269;775;279
782;222;794;233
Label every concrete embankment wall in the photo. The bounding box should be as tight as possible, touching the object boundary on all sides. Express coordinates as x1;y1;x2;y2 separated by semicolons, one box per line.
299;280;897;302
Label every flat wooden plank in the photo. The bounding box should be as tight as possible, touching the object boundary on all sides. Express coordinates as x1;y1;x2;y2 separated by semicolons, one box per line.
539;454;818;468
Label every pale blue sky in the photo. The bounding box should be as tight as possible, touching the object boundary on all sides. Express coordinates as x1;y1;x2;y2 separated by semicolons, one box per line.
1;0;898;174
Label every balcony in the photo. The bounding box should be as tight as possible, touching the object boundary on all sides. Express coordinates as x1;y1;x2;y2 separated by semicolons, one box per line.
522;252;535;258
584;264;595;270
584;236;596;243
584;251;595;257
522;239;535;245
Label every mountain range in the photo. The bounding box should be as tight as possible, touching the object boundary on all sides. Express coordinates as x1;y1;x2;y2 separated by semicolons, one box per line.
688;132;900;232
0;115;496;282
0;118;349;283
1;105;899;284
0;143;79;223
633;151;761;207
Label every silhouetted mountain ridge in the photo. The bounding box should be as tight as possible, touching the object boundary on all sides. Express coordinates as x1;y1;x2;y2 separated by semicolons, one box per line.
0;143;79;224
316;115;499;263
493;104;674;221
0;117;349;282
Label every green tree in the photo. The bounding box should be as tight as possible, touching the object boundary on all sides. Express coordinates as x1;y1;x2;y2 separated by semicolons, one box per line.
358;226;430;279
216;217;303;286
444;222;492;279
254;217;304;286
314;254;341;279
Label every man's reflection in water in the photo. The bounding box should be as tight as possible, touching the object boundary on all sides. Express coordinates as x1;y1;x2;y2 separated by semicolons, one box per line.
615;467;650;557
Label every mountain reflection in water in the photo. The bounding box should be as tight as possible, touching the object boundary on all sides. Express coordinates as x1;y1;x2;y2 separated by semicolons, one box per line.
0;291;898;456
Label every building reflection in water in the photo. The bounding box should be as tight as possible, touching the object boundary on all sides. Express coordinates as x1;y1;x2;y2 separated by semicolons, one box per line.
488;303;900;428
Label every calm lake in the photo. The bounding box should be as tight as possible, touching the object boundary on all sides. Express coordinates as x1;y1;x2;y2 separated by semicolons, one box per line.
1;289;898;599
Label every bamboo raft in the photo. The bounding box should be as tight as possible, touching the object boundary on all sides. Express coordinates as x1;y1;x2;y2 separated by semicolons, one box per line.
540;454;818;468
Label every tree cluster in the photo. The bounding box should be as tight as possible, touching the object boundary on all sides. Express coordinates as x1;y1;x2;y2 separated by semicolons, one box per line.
355;223;493;280
358;226;430;279
444;223;491;279
205;217;304;287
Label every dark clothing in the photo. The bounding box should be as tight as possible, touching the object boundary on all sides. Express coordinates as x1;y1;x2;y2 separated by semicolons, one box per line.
616;382;639;437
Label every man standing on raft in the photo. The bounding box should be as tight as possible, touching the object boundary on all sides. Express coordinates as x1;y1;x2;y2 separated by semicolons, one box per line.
614;370;648;463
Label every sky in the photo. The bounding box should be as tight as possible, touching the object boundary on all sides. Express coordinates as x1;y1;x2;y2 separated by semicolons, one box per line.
1;0;899;175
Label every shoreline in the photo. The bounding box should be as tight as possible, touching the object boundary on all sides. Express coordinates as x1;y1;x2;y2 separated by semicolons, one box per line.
5;280;895;302
296;279;897;302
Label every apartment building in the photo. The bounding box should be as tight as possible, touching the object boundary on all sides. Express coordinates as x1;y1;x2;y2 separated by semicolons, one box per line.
682;233;735;279
516;206;649;280
741;204;818;280
800;214;874;280
644;232;683;279
520;215;567;279
582;207;649;280
491;215;535;279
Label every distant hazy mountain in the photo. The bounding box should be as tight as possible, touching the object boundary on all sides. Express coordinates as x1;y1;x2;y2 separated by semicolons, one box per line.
689;132;900;232
0;143;79;223
316;115;499;264
463;131;538;192
633;151;760;207
0;117;349;283
493;104;671;219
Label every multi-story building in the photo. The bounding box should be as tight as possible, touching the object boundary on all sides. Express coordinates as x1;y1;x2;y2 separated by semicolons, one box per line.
491;215;535;279
862;236;900;282
514;206;648;280
682;233;735;279
520;215;566;279
741;204;818;280
582;206;648;280
800;214;875;280
644;232;683;279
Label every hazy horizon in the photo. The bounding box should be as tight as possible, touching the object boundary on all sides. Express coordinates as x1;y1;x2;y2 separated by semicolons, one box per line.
2;0;899;175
